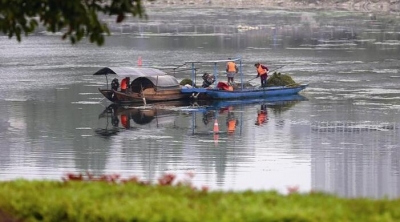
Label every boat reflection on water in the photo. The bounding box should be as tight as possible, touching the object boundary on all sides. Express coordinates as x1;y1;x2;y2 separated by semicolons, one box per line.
95;100;191;137
197;94;307;111
95;94;308;137
191;94;308;137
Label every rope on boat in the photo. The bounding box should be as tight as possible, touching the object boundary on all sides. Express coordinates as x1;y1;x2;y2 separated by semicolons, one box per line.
141;84;147;105
191;92;200;99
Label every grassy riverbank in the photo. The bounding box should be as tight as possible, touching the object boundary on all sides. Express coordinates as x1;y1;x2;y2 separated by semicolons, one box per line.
1;176;400;221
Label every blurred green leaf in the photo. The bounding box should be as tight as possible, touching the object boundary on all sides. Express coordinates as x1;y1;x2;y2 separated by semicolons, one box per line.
0;0;148;46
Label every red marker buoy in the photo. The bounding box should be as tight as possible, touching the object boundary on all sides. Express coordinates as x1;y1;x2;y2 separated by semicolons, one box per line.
213;119;219;133
137;56;142;67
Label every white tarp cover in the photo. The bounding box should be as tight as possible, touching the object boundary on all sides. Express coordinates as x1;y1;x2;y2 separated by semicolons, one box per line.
135;75;180;88
94;67;179;88
93;67;166;77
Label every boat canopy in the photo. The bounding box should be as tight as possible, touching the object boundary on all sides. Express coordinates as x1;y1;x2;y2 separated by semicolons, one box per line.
93;67;167;77
132;75;180;89
94;66;179;88
183;58;242;64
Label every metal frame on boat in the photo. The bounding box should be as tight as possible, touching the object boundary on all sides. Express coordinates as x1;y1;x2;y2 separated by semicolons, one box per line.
180;58;308;100
93;67;189;104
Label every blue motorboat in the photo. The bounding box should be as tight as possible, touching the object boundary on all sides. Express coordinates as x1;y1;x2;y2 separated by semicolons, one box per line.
180;58;308;100
181;84;308;99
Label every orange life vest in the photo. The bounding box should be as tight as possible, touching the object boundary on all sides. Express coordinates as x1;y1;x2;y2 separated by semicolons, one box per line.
257;65;267;76
257;112;267;125
227;61;236;72
228;119;236;133
121;78;127;90
121;114;128;128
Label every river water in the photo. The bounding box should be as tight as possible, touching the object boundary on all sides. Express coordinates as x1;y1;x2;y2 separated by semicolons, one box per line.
0;8;400;198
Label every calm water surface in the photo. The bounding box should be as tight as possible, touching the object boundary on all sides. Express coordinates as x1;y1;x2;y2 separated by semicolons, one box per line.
0;8;400;198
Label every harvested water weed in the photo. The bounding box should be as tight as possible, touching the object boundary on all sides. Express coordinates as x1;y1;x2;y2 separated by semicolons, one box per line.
267;72;299;87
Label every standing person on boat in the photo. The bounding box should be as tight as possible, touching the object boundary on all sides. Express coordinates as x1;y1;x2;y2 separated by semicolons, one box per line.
226;58;238;85
255;62;269;87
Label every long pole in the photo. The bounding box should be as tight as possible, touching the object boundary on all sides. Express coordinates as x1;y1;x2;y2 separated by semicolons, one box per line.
191;62;195;87
239;58;243;90
269;65;285;74
246;65;286;83
213;62;218;89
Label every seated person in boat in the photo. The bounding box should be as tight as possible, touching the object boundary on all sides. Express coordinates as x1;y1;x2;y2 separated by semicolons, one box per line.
111;78;119;91
120;77;130;93
202;72;215;88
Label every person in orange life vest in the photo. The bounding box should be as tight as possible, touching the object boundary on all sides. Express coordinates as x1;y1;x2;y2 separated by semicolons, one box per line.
254;63;269;87
120;77;130;93
226;58;238;85
255;104;268;126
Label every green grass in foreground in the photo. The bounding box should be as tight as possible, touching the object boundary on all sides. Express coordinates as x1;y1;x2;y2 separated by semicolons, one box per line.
0;176;400;222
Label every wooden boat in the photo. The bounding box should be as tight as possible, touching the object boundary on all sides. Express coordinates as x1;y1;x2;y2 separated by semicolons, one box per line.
180;58;308;100
93;67;189;104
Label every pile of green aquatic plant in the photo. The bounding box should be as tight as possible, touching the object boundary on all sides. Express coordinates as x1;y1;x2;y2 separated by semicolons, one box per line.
179;78;193;86
1;173;400;222
267;72;299;87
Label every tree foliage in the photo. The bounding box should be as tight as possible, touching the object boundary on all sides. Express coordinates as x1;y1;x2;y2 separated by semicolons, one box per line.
0;0;149;45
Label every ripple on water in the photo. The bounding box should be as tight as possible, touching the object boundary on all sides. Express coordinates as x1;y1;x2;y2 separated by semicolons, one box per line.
374;40;400;46
338;69;371;74
337;79;362;82
84;84;104;87
357;88;400;95
311;121;397;133
4;98;28;102
372;69;398;74
71;101;101;104
334;61;364;64
126;135;174;140
78;93;99;95
353;101;393;106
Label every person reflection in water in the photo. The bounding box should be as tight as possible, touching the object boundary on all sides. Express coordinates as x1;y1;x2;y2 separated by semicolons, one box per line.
225;106;238;134
202;110;215;125
107;106;119;127
120;114;130;129
255;104;268;126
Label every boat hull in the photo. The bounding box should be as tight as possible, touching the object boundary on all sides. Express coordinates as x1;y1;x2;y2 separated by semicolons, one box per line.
98;88;189;104
181;84;308;100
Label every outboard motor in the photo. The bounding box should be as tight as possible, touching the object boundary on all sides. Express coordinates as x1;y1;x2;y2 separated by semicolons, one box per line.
201;72;215;88
111;78;119;90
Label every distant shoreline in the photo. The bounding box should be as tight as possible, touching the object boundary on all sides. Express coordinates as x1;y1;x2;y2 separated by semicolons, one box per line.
145;0;398;13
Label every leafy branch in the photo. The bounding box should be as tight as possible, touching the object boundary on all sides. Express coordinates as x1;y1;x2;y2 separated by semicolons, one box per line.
0;0;150;45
